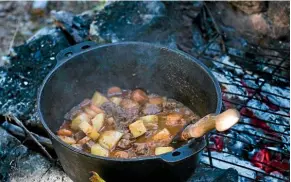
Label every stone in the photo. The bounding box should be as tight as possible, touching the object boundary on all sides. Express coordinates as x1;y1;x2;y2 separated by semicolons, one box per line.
90;1;166;42
206;2;290;45
89;1;203;52
0;28;70;127
187;164;238;182
230;1;267;15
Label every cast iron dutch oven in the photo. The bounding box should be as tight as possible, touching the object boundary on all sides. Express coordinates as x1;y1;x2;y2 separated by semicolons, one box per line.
37;41;222;182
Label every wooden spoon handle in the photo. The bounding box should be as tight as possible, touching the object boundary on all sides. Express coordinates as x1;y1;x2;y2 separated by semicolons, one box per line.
181;109;240;140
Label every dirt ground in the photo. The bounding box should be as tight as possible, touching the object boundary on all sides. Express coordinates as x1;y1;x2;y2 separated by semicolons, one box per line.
0;1;104;58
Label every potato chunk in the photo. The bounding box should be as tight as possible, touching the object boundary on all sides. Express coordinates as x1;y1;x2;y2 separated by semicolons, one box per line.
139;115;158;126
155;147;174;155
91;91;108;107
71;113;90;130
98;130;123;150
59;136;76;144
129;120;147;138
152;128;171;141
91;144;109;157
84;107;97;118
89;129;100;141
91;113;105;132
110;97;122;106
79;121;93;134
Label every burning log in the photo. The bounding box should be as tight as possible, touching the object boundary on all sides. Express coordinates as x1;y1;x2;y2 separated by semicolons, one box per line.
1;121;52;149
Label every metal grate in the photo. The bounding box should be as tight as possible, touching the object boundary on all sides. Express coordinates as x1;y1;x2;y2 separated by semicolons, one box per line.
196;33;290;181
195;4;290;180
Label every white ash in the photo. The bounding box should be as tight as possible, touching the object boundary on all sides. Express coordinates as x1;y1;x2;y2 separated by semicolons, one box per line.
213;55;244;75
212;71;247;101
0;56;10;67
205;42;221;56
227;47;245;57
247;99;289;129
0;71;7;85
261;83;290;109
242;74;262;89
227;127;257;145
247;99;290;150
1;100;32;116
232;122;268;142
262;171;287;182
201;151;263;180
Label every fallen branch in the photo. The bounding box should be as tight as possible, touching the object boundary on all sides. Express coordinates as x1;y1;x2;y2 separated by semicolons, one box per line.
204;3;226;53
6;114;54;161
2;121;53;149
8;22;20;55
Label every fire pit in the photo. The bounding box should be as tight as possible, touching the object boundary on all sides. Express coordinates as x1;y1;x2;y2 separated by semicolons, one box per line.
0;1;289;182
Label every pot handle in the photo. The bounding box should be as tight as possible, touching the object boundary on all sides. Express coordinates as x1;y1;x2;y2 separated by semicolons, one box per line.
159;137;206;164
56;41;98;64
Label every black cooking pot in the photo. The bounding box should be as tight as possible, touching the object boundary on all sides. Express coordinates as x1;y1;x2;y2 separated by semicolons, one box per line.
38;41;222;182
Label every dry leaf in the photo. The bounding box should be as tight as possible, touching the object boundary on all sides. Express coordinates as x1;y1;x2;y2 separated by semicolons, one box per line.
89;171;106;182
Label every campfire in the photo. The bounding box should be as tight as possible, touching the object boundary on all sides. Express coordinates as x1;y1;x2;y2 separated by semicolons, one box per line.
0;1;289;182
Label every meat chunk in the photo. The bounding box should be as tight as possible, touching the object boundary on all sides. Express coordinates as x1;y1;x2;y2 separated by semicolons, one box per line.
163;99;178;110
142;103;162;115
57;129;73;137
59;136;76;144
133;143;150;155
73;131;87;141
107;86;122;97
145;129;158;138
122;133;134;140
117;139;132;149
118;99;141;127
147;138;172;148
166;113;186;126
64;99;91;120
113;151;129;158
131;89;148;104
149;97;164;105
101;102;127;128
106;117;117;129
124;107;140;125
120;99;139;109
77;136;91;145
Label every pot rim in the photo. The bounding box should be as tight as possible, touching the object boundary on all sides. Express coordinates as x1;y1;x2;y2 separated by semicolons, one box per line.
37;41;222;162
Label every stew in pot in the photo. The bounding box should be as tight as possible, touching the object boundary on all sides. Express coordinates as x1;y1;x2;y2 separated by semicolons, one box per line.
57;87;200;158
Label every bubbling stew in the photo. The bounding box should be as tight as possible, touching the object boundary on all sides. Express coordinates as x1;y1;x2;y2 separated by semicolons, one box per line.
57;87;200;158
